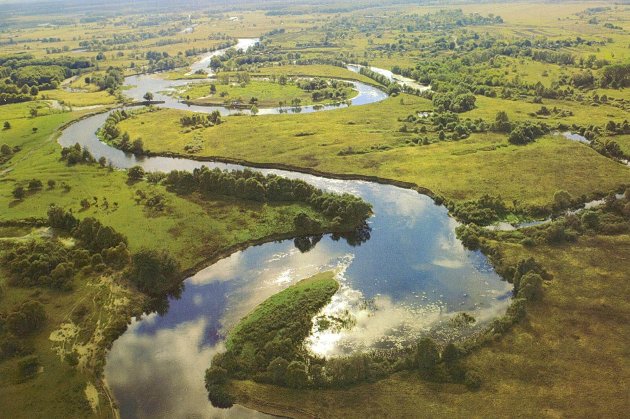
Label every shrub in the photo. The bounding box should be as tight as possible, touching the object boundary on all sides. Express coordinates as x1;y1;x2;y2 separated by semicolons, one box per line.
12;186;25;200
17;355;40;379
128;249;180;294
127;165;145;181
464;369;482;390
285;361;308;388
415;337;440;375
518;272;543;301
206;385;234;409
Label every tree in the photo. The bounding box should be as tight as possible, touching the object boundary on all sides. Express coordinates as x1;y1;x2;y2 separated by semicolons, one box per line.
1;144;12;156
132;139;144;154
581;211;599;229
207;385;234;409
28;179;43;191
285;361;308;388
250;105;259;116
12;185;25;200
143;92;154;101
267;357;289;385
47;179;56;189
6;301;46;336
98;156;107;167
29;108;38;118
441;343;460;364
210;84;216;94
415;337;440;375
128;249;180;294
3;121;10;130
464;369;482;390
205;366;228;387
518;272;543;301
127;165;145;181
553;190;572;211
492;111;511;133
29;86;39;96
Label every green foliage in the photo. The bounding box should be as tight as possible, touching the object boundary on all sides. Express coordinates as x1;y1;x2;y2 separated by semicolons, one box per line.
5;301;46;336
415;337;440;376
209;272;338;389
464;369;482;390
60;143;95;166
452;195;508;225
128;249;180;295
127;166;145;181
17;355;40;379
518;272;544;301
164;167;371;226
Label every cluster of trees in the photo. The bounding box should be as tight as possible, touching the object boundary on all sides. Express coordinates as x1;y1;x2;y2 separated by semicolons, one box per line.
451;194;508;225
144;50;186;73
180;110;222;127
0;54;93;104
432;90;476;113
523;190;630;243
60;143;95;166
162;166;372;226
599;63;630;88
47;205;183;294
99;109;130;141
295;78;353;102
0;301;46;362
507;121;550;145
89;67;124;93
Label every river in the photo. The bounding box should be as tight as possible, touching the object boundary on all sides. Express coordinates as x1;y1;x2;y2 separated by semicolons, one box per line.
57;39;511;419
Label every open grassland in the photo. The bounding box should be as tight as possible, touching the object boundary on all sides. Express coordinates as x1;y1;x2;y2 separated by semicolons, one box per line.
118;96;629;207
176;79;356;108
251;65;376;85
231;233;630;418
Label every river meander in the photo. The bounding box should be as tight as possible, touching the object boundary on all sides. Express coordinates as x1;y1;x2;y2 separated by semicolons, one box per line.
57;39;512;418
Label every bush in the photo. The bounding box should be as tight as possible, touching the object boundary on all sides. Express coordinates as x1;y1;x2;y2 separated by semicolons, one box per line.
285;361;308;388
267;357;289;385
464;369;482;390
205;366;228;387
518;272;543;301
6;301;46;336
17;355;40;379
128;249;180;294
415;337;440;375
206;384;234;409
1;144;12;155
12;186;25;200
127;165;145;181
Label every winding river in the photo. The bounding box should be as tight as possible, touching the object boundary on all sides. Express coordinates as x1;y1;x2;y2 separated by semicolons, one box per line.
57;39;512;418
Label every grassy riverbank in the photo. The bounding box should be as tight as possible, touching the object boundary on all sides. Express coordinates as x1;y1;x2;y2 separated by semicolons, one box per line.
175;79;357;108
117;96;629;208
0;101;364;418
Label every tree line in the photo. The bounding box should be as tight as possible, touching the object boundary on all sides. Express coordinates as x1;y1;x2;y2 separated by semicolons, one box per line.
161;166;372;226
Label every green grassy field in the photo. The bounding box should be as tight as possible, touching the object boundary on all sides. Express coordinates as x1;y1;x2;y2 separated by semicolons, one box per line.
118;96;629;207
175;79;356;108
251;65;377;85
